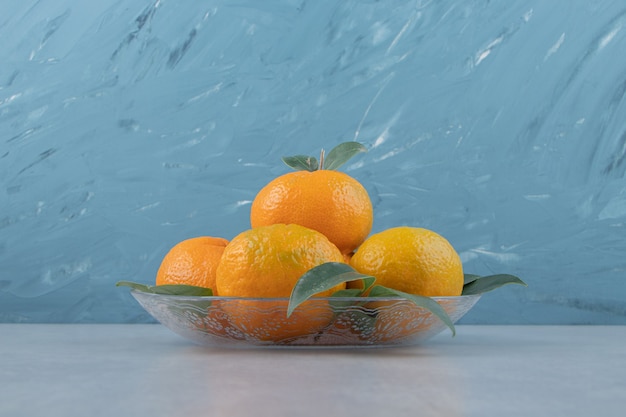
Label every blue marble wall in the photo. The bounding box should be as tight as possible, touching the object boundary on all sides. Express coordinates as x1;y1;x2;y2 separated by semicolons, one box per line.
1;0;625;323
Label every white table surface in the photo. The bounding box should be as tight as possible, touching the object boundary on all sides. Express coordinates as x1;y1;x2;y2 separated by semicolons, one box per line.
1;324;624;417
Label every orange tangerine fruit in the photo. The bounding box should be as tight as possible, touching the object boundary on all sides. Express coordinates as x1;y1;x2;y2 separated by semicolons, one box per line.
215;223;346;341
350;227;464;297
250;142;373;255
250;170;373;255
156;236;228;294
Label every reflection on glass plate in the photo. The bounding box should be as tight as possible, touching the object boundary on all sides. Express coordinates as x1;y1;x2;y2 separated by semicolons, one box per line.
131;291;481;348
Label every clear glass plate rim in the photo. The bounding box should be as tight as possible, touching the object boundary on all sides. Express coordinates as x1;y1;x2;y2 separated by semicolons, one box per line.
129;289;482;303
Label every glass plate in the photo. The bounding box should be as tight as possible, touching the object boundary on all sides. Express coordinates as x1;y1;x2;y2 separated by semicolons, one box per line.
130;290;481;348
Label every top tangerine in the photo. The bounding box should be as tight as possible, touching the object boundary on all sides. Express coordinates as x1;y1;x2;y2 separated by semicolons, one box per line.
250;169;373;255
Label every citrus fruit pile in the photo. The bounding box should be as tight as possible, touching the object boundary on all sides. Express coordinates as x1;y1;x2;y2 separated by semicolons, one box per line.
117;142;526;343
155;142;465;299
118;141;526;343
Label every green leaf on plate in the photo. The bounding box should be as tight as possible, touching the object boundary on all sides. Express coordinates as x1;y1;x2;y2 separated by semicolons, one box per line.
463;273;482;285
287;262;375;317
461;274;527;296
116;281;213;296
368;285;456;336
282;155;319;171
323;141;368;170
330;288;366;298
328;288;370;310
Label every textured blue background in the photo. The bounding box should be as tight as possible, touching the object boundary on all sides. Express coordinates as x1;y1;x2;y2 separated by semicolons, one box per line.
1;0;625;323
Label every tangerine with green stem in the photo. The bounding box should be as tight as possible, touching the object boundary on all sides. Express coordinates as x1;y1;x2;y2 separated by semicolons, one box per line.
250;142;373;255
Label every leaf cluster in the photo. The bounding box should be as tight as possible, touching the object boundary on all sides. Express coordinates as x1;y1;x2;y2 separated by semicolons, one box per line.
282;141;367;171
287;263;526;336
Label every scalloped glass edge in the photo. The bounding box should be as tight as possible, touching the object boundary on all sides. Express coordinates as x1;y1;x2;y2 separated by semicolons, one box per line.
129;291;482;349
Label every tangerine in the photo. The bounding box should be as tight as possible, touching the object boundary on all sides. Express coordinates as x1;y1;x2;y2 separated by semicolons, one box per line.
156;236;228;294
350;227;464;297
250;169;373;254
215;223;346;341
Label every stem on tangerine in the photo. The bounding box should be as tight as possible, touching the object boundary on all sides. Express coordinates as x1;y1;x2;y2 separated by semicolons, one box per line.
319;148;325;170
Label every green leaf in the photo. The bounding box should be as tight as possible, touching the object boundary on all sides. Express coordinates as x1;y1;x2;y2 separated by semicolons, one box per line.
330;288;367;298
116;281;213;296
323;141;368;170
464;273;482;285
287;262;375;317
461;274;527;296
281;155;319;171
351;275;376;294
328;288;369;310
368;285;456;336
